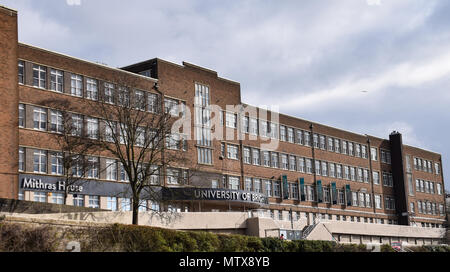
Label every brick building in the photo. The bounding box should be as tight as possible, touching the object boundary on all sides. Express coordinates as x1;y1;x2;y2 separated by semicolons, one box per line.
0;5;446;231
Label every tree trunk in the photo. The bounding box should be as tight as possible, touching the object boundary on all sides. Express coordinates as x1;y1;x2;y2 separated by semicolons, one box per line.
132;201;139;225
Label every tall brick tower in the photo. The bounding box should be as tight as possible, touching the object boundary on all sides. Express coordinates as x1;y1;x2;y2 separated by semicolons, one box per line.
0;6;19;199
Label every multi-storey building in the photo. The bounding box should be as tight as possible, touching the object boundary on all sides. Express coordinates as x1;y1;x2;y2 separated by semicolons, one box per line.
0;6;446;231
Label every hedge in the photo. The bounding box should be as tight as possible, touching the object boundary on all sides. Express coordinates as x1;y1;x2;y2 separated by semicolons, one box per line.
0;222;446;252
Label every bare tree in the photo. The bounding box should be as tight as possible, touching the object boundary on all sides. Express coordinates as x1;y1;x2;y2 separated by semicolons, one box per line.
39;99;101;205
89;75;192;225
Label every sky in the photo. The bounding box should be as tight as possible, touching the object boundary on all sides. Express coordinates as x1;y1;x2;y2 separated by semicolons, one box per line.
2;0;450;191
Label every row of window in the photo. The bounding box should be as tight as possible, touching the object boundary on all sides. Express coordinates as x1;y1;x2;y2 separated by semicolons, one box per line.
227;113;389;162
240;176;396;211
413;157;440;175
20;104;187;150
415;179;443;195
227;143;394;186
19;147;189;185
412;201;445;216
18;61;187;116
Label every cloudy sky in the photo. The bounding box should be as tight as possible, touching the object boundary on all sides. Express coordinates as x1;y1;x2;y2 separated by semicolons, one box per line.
3;0;450;190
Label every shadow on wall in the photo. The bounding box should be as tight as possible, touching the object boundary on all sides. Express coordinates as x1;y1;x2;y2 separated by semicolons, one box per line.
0;198;106;214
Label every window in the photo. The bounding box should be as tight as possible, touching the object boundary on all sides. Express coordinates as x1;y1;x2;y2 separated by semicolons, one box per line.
242;116;249;133
365;194;371;208
263;151;270;167
197;147;212;164
375;195;381;209
227;144;239;160
19;104;25;128
165;98;179;116
50;69;64;92
89;196;100;209
313;134;319;148
329;163;335;177
33;65;46;88
254;178;262;193
71;114;83;137
273;181;281;197
304;131;311;146
73;195;84;207
71;74;83;97
51;193;64;205
226;112;237;128
348;142;354;156
435;163;441;175
33;150;47;174
305;158;313;174
371;147;378;161
281;154;288;170
322;161;328;176
296;130;304;145
249;118;258;135
355;144;361;157
245;177;252;191
252;149;260;165
265;180;272;197
289;156;296;171
352;192;358;206
280;125;286;141
18;61;24;84
118;87;130;107
270;123;278;139
323;187;330;203
71;155;83;177
33;107;47;131
359;192;365;207
51;152;63;175
298;157;305;173
167;168;180;185
327;137;333;151
373;171;380;185
357;168;363;182
336;164;342;178
19;147;25;172
106;159;117;181
287;128;294;143
437;183;442;195
104;82;115;104
211;180;219;189
139;69;151;77
86;78;98;100
50;110;63;133
315;160;321;175
87;157;98;179
385;196;395;210
107;197;117;211
363;169;369;183
335;139;341;153
359;145;366;159
34;192;47;203
243;147;251;164
120;198;131;211
86;117;99;139
381;150;391;164
271;152;279;168
228;176;240;190
350;166;355;180
383;172;393;187
320;135;326;150
342;140;348;154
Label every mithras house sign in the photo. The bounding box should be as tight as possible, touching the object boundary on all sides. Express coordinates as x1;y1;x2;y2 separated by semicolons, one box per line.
21;177;83;193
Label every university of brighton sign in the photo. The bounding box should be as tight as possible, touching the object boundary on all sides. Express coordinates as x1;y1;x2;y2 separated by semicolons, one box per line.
163;188;268;205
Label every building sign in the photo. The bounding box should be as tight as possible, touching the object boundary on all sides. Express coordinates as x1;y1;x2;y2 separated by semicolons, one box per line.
163;187;268;205
21;177;83;193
